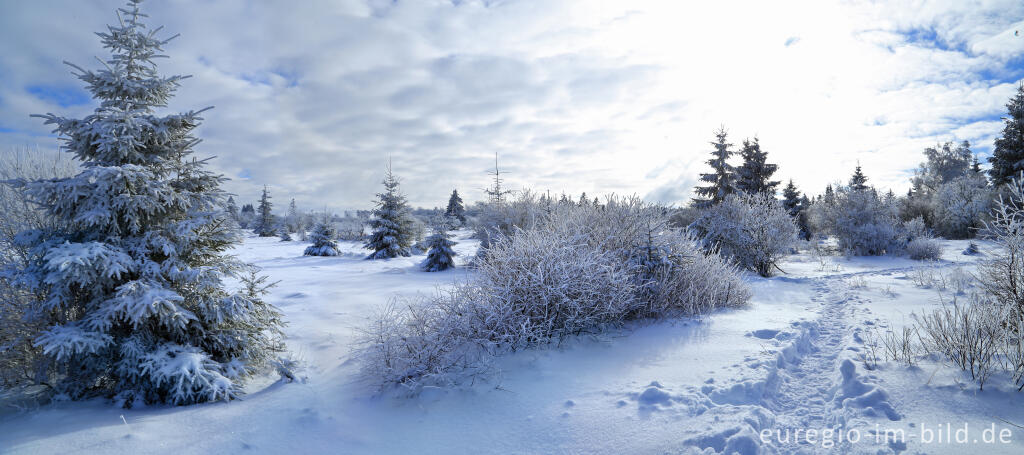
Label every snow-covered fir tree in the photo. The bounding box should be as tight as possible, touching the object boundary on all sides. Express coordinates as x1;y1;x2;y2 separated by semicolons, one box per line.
485;152;513;204
421;224;457;272
445;189;465;224
578;192;590;206
278;225;292;241
303;221;340;256
692;126;736;208
253;185;275;237
12;0;284;406
365;164;414;259
239;203;255;228
286;198;300;233
225;196;239;223
734;137;780;196
781;180;802;216
989;83;1024;186
849;164;869;191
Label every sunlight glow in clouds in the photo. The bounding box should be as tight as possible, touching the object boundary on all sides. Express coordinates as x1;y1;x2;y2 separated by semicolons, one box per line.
1;0;1022;209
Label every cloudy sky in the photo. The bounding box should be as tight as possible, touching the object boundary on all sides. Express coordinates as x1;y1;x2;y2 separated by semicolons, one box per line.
1;0;1023;210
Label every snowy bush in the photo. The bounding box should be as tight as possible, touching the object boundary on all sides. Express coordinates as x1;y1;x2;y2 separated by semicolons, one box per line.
905;237;942;261
471;190;543;250
0;147;78;393
931;174;992;239
815;186;901;256
2;3;285;405
977;174;1024;321
304;222;340;256
333;217;366;241
915;294;1004;390
691;192;798;277
357;195;749;391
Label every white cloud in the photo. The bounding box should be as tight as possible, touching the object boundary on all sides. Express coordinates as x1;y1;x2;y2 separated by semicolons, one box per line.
1;0;1022;210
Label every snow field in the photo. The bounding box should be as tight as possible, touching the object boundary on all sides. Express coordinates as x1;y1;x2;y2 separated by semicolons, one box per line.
2;235;1023;454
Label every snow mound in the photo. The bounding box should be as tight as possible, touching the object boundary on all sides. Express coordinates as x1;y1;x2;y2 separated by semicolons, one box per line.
832;359;900;422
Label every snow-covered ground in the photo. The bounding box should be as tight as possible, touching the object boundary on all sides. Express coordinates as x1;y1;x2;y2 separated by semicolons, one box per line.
2;232;1024;454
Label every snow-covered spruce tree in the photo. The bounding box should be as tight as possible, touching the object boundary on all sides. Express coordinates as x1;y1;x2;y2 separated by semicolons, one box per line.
734;137;780;196
849;164;869;191
238;203;255;229
421;224;457;272
225;196;239;223
277;225;292;242
692;126;736;208
445;189;466;225
781;179;811;240
365;164;414;259
285;198;299;233
303;221;340;256
691;192;798;277
253;185;275;237
989;83;1024;187
13;1;284;406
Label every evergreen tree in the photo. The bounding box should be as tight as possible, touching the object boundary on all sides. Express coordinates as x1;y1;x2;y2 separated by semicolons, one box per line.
225;196;239;222
365;164;414;259
849;164;869;191
238;203;255;229
578;192;589;206
989;83;1024;186
781;180;802;216
971;155;984;175
734;137;780;196
421;224;457;272
692;126;736;208
286;198;299;233
277;225;292;242
444;189;466;224
485;152;513;204
781;180;811;240
303;221;340;256
12;1;283;406
253;185;275;237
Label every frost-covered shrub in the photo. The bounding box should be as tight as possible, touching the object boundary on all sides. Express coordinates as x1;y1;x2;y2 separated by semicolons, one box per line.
691;192;798;277
471;190;543;249
3;3;284;405
901;217;929;242
333;217;366;241
816;186;900;256
906;237;942;261
915;294;1004;390
0;148;78;394
304;222;340;256
357;195;749;390
977;174;1024;320
932;174;992;239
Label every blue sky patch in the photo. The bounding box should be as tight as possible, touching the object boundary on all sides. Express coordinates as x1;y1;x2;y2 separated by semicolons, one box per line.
26;84;90;107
